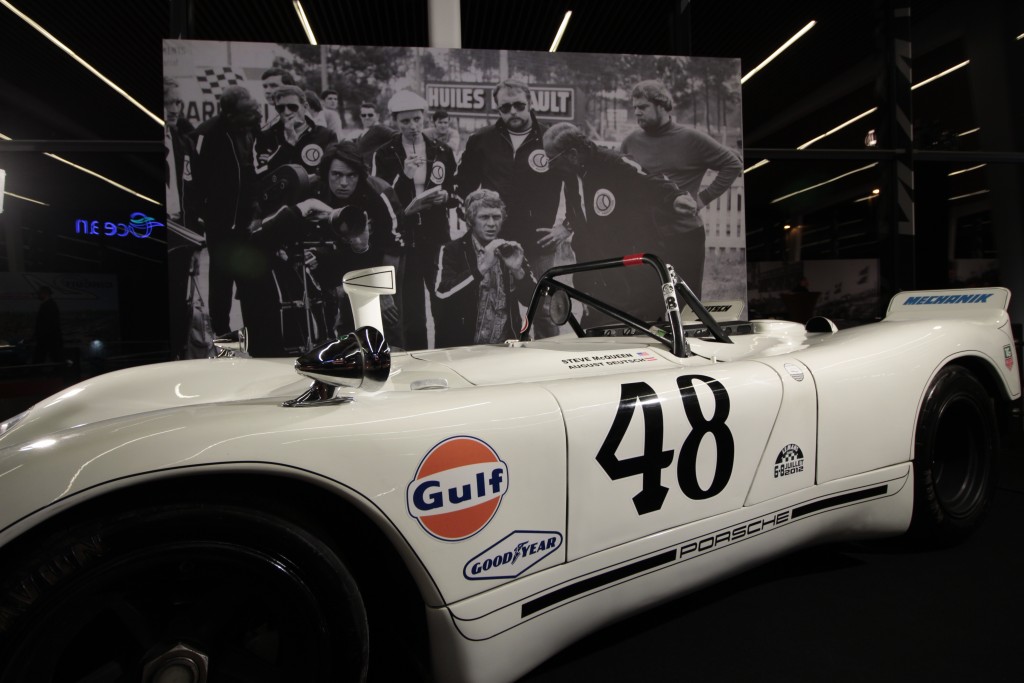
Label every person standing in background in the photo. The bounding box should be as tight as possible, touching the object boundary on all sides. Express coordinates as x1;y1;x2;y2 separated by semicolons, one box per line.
163;77;192;224
306;89;344;142
32;286;63;365
455;79;570;339
259;67;295;126
621;79;742;298
321;89;340;112
424;109;462;161
543;121;697;324
186;86;262;340
372;91;457;350
356;101;394;169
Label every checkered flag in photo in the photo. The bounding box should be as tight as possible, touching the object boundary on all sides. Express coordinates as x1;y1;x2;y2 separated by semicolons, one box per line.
196;66;246;96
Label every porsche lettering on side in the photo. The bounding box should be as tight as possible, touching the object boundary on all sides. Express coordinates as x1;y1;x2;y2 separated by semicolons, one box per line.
0;256;1018;683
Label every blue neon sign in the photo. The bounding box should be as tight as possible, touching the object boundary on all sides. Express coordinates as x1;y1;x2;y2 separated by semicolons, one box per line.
75;212;163;239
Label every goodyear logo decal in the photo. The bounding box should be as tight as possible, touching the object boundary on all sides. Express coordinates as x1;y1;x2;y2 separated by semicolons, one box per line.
903;293;993;305
407;436;509;541
464;530;563;580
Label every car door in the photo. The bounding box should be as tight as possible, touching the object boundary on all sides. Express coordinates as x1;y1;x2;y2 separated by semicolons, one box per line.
543;360;784;561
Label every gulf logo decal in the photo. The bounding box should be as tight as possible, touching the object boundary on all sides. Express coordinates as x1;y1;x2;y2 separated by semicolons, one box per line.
407;436;509;541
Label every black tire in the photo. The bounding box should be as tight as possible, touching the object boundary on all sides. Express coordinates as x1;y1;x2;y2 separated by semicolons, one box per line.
0;503;368;682
910;365;997;545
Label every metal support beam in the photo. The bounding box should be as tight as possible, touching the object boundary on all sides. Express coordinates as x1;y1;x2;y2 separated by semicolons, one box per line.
168;0;194;39
428;0;461;49
876;0;914;309
965;0;1024;324
669;0;692;55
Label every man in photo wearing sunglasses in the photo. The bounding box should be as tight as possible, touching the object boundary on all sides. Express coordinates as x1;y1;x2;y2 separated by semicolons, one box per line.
259;67;295;125
455;79;570;339
355;101;394;168
252;85;337;187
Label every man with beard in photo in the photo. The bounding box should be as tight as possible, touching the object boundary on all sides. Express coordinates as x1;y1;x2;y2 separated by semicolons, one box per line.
455;79;570;339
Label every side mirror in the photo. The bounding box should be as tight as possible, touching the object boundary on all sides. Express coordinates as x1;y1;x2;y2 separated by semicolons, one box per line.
213;328;249;358
286;326;391;407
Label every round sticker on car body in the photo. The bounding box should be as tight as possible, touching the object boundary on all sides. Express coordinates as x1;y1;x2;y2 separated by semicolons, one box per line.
407;436;509;541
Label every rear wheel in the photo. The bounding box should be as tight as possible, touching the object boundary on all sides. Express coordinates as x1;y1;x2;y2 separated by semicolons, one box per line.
910;365;997;545
0;503;368;682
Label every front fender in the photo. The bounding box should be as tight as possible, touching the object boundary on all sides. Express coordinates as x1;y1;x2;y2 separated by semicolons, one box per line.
0;383;568;606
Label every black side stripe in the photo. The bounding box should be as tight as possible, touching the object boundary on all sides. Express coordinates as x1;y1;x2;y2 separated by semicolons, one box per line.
792;485;888;519
519;484;891;620
521;550;677;618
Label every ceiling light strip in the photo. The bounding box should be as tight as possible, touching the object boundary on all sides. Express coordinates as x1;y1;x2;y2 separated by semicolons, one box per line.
4;191;49;206
2;132;159;204
3;131;159;205
1;0;163;126
770;163;878;204
744;159;771;174
741;20;817;85
948;189;989;201
797;107;877;150
550;11;572;52
911;59;969;90
948;163;986;177
789;59;967;153
292;1;317;45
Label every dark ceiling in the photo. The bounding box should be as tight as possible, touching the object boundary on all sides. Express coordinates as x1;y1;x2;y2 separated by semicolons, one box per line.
0;0;1019;250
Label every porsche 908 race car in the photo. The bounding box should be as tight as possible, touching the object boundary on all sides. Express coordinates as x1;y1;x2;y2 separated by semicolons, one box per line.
0;255;1018;683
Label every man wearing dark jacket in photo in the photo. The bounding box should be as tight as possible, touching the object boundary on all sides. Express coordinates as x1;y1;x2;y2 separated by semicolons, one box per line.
434;189;536;347
253;85;337;191
455;79;569;338
543;121;698;324
257;141;406;344
372;90;458;350
185;85;262;339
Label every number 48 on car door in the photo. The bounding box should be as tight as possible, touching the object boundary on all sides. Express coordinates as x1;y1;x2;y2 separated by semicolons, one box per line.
551;364;784;560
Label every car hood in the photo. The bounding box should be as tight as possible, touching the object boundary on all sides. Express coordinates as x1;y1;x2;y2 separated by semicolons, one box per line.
1;357;309;448
2;337;690;449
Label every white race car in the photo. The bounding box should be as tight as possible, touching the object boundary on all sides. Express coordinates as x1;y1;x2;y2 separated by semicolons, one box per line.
0;255;1018;682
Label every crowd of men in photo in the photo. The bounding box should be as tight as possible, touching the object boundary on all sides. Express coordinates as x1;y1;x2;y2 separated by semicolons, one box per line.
164;68;742;357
